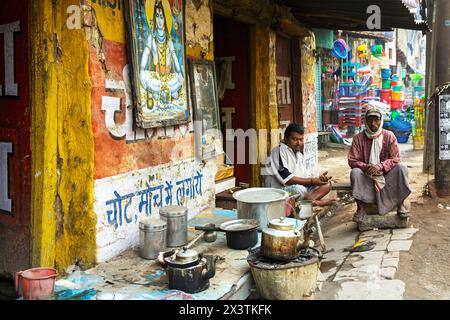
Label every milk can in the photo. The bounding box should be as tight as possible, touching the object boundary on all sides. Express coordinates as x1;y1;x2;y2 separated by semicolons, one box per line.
160;205;188;247
139;218;167;260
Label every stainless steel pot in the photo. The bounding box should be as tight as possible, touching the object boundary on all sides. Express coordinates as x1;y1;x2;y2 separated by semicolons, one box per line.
164;248;218;293
139;218;167;260
232;188;289;230
160;205;188;247
261;217;303;261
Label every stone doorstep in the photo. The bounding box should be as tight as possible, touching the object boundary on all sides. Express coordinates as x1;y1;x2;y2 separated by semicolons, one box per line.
387;240;413;252
357;214;410;232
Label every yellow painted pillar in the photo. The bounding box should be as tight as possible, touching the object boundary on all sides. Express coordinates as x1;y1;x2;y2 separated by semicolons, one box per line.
30;0;96;271
250;25;279;187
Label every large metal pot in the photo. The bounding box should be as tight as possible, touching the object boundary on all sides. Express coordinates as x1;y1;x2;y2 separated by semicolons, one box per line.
261;217;303;261
232;188;289;230
195;219;260;250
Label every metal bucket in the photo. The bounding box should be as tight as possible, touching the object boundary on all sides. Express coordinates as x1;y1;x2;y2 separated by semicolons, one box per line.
139;218;167;259
247;249;320;300
232;188;289;230
159;205;188;247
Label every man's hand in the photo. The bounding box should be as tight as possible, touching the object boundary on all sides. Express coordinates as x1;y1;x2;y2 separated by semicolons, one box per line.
320;171;332;182
366;164;382;176
311;177;329;186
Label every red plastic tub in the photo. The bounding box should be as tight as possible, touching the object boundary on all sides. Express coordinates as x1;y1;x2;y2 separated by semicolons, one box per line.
391;99;404;109
380;89;392;106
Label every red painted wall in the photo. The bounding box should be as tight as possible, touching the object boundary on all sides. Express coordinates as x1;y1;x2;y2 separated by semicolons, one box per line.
0;0;31;275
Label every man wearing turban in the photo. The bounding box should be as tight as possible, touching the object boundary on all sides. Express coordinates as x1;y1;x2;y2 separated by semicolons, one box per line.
348;105;412;222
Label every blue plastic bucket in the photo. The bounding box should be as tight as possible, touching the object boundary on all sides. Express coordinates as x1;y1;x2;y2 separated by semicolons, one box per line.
381;69;391;79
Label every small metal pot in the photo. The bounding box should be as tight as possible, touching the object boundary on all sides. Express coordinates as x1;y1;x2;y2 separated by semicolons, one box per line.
195;219;260;250
261;217;302;261
164;248;218;293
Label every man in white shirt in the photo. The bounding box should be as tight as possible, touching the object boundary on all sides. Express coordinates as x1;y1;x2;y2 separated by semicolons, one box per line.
265;123;335;206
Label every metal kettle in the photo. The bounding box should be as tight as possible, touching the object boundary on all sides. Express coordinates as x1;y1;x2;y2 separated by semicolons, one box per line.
261;217;303;261
164;247;218;293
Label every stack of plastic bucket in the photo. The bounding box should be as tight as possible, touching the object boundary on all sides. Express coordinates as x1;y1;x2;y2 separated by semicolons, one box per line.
390;73;404;110
380;89;392;107
381;69;391;89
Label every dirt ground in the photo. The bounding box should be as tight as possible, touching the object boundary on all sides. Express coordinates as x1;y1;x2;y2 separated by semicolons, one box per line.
319;143;450;299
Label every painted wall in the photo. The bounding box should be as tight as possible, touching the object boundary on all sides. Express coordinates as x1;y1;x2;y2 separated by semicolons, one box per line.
300;35;319;177
0;0;31;276
85;0;217;262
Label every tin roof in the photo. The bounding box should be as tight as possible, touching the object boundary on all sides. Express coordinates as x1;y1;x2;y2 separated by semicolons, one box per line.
280;0;429;32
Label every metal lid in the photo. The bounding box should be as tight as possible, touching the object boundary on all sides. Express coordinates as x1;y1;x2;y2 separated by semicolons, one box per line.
159;205;188;217
139;218;167;231
232;188;289;203
268;217;294;231
174;247;199;264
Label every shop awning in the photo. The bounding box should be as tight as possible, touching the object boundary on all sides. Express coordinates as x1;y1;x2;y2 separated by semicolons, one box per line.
341;31;395;41
280;0;430;32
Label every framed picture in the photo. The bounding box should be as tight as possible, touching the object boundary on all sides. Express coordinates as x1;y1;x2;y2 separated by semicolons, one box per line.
124;0;189;128
188;59;223;160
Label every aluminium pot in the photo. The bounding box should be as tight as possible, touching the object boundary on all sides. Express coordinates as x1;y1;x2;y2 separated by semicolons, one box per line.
232;188;289;230
195;219;260;250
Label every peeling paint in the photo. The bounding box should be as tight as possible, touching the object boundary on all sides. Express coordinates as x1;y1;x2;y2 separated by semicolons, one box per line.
185;0;213;55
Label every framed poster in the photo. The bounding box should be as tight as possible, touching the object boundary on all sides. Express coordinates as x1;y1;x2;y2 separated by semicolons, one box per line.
125;0;189;128
189;59;223;160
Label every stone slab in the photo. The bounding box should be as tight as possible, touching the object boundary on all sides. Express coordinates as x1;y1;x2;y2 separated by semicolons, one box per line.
391;233;414;240
384;251;400;259
380;267;397;280
387;240;413;252
392;228;419;236
334;264;381;282
382;257;400;269
358;213;410;232
336;280;405;300
360;229;392;238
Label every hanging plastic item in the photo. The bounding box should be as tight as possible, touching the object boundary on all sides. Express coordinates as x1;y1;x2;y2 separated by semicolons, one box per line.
332;39;348;59
357;44;368;58
371;44;383;57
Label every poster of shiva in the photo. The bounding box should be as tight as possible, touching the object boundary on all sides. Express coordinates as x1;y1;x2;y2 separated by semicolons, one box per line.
125;0;188;128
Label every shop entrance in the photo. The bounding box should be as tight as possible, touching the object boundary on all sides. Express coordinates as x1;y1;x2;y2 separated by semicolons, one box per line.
214;15;251;185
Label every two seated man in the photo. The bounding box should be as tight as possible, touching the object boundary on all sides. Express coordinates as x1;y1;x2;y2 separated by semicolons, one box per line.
265;105;411;221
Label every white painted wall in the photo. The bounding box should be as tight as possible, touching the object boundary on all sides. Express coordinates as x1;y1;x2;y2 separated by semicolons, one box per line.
94;158;217;263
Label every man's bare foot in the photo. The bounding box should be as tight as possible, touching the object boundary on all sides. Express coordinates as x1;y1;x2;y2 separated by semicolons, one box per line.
312;199;337;206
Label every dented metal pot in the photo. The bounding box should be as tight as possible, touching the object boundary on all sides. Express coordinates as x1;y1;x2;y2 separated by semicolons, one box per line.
261;217;303;261
164;248;218;293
